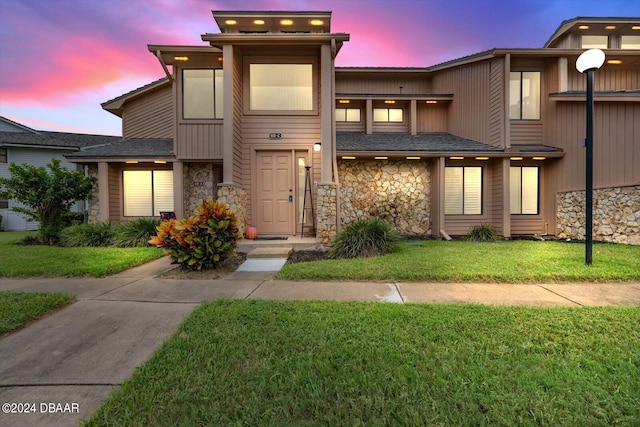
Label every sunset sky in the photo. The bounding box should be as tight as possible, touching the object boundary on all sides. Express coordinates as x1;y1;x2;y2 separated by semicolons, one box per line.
1;0;638;136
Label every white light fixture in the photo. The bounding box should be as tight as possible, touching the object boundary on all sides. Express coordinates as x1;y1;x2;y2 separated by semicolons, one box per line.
375;156;388;160
154;160;167;164
341;156;356;160
313;142;322;152
576;48;605;73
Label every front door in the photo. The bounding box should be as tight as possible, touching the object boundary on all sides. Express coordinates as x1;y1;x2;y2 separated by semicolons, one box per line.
256;151;293;235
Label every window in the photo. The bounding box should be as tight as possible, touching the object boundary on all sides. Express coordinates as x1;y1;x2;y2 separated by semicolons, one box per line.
510;72;540;120
123;170;173;217
0;148;6;163
581;35;608;49
373;108;403;122
182;69;223;119
336;108;361;122
445;166;482;215
621;35;640;49
0;200;8;209
250;63;313;111
510;166;539;214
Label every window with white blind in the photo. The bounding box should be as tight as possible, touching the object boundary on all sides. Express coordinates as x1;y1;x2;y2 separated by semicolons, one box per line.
336;108;361;122
373;108;403;122
123;170;174;217
445;166;482;215
249;63;313;111
510;166;539;214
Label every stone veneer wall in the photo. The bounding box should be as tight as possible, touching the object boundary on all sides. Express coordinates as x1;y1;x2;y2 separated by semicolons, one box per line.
338;159;431;237
556;185;640;245
217;184;248;236
316;183;337;246
86;164;99;223
183;163;222;215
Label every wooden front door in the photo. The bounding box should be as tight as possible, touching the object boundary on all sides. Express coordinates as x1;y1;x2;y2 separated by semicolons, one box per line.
256;151;293;235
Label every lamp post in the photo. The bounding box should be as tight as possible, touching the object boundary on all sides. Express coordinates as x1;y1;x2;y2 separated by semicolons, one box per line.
576;48;605;265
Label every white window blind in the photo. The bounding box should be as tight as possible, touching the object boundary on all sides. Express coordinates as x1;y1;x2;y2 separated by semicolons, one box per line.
123;171;152;216
463;167;482;214
153;170;174;216
510;166;539;214
250;64;313;111
445;167;464;215
445;166;482;215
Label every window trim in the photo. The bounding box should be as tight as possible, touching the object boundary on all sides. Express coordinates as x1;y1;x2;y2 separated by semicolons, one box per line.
510;166;540;215
373;107;404;123
445;166;483;215
181;68;224;120
335;107;362;123
243;56;318;116
509;71;541;121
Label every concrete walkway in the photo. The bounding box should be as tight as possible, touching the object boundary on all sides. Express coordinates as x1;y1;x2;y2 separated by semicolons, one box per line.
1;256;639;426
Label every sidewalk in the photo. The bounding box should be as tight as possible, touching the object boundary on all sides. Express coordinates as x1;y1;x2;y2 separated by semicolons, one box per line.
1;256;639;426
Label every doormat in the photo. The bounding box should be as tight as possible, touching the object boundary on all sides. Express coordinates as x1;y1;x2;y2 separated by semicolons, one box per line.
254;236;288;241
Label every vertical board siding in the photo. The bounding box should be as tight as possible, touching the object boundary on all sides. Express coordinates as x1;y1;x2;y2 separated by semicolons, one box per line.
568;67;640;92
232;50;244;185
335;72;431;94
432;61;494;146
176;123;223;159
416;104;448;132
490;160;504;234
548;102;640;191
122;85;174;138
108;163;122;223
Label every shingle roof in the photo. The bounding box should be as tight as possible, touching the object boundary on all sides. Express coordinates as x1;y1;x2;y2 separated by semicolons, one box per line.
66;138;174;159
337;132;503;152
0;131;121;149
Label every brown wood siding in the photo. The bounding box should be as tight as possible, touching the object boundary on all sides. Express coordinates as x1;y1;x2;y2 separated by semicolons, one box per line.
122;85;174;139
431;60;495;146
175;123;223;159
548;101;640;192
510;121;544;144
490;160;504;234
335;72;431;94
232;49;244;185
416;104;447;132
567;66;640;92
488;59;505;147
108;163;121;223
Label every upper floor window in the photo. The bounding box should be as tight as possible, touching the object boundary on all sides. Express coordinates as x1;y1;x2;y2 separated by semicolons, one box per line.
373;108;403;123
250;63;313;111
509;72;540;120
336;108;361;122
581;35;608;49
510;166;539;214
445;166;483;215
183;69;223;119
0;148;6;163
621;35;640;49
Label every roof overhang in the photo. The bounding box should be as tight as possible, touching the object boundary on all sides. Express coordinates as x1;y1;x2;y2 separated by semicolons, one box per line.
147;45;222;66
212;10;332;34
545;17;640;48
201;33;350;52
101;78;171;117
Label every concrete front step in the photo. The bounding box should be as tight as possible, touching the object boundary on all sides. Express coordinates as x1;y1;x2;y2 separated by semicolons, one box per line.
247;246;293;259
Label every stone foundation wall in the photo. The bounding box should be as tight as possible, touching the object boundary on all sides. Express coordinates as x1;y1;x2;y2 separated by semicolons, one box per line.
338;159;431;237
316;183;337;246
217;184;248;236
183;163;222;216
86;164;99;223
556;185;640;245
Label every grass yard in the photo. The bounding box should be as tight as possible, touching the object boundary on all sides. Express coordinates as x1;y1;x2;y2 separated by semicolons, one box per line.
277;240;640;282
86;300;640;426
0;232;164;277
0;291;73;335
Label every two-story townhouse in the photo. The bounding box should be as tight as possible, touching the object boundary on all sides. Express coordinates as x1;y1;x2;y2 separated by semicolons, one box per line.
67;11;640;245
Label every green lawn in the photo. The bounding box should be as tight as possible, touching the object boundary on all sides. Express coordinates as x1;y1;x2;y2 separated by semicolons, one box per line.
0;232;164;277
277;240;640;282
0;291;73;335
85;300;640;426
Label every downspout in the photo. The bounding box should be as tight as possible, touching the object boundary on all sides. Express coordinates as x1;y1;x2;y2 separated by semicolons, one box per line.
155;50;173;82
440;227;452;241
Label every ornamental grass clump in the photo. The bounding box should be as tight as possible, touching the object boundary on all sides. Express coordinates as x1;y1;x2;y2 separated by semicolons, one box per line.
59;222;116;247
149;199;240;270
330;217;398;259
114;218;160;247
465;224;499;242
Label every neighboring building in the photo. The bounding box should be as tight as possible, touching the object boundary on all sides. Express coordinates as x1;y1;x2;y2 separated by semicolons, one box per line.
66;12;640;245
0;116;120;230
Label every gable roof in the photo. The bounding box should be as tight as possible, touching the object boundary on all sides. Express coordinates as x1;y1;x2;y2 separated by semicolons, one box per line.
0;116;39;133
102;77;171;117
0;130;120;150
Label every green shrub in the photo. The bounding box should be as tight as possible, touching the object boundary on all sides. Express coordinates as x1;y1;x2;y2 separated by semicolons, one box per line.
59;222;116;247
114;218;160;247
465;224;499;242
149;199;240;270
330;218;398;259
0;213;3;231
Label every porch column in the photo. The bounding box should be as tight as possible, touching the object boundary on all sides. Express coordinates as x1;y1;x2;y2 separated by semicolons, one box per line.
365;99;373;134
501;157;511;238
97;161;109;222
172;161;184;219
410;99;417;135
222;44;235;185
320;43;334;183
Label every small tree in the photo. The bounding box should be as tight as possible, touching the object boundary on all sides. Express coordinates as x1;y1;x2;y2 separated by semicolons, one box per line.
0;159;96;244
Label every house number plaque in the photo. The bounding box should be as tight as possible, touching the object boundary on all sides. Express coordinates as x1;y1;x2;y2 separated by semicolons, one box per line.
269;133;282;139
